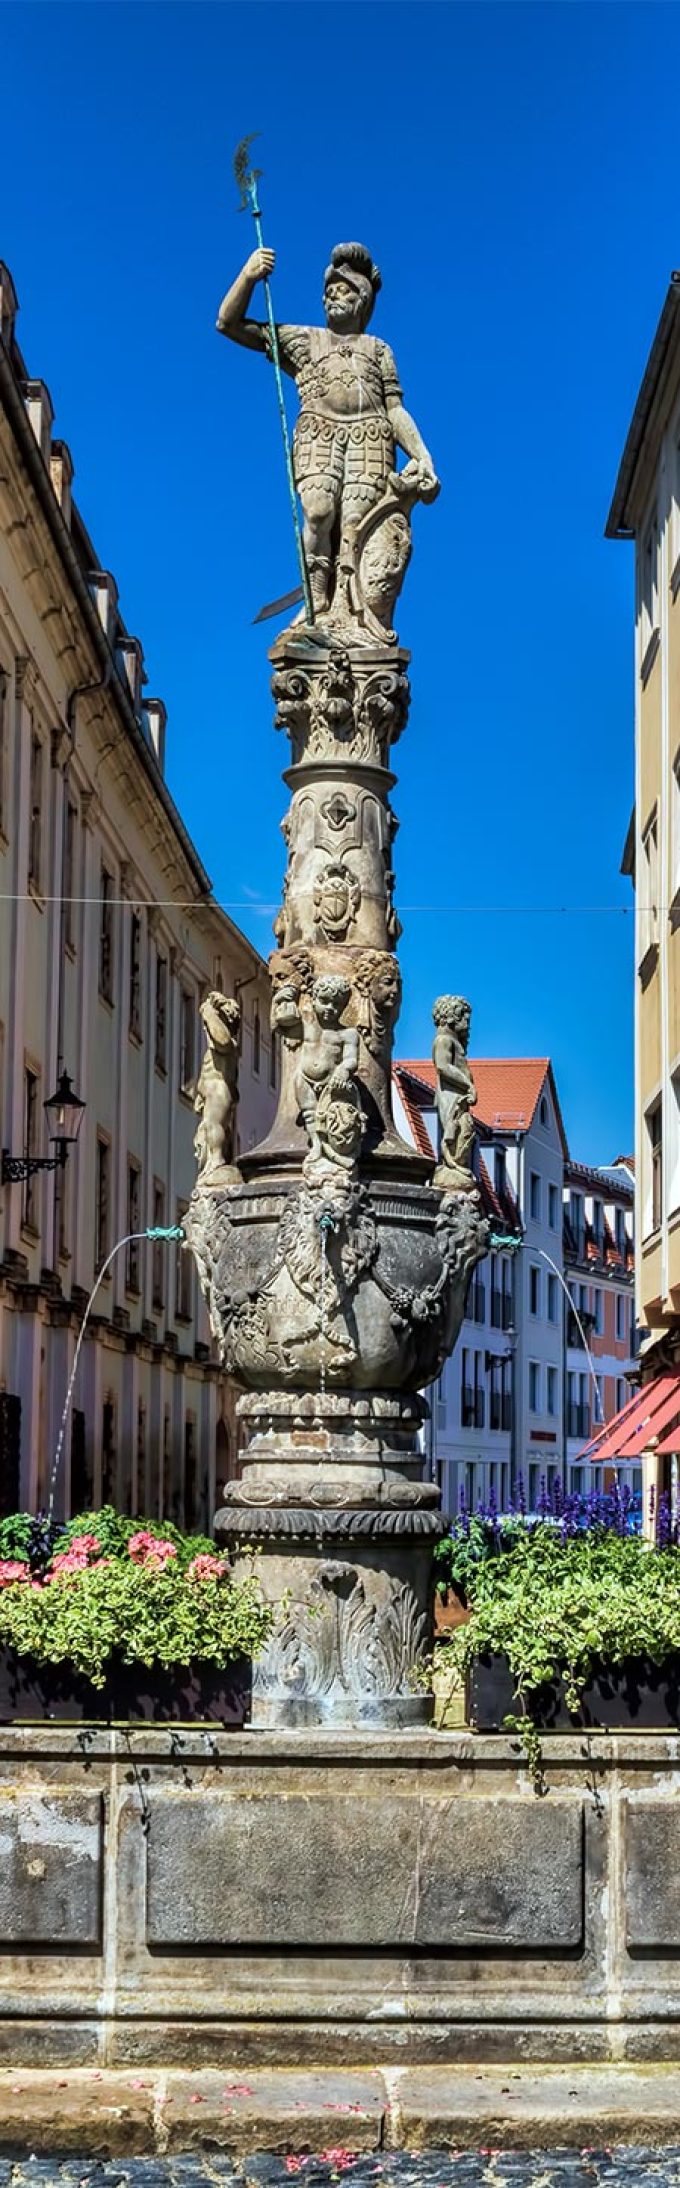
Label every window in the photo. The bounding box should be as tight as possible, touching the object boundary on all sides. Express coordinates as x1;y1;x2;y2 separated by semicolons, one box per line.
184;1415;199;1531
95;1136;110;1270
540;1096;548;1127
639;811;659;968
269;1027;277;1089
28;731;42;891
99;867;114;1003
179;988;195;1093
647;1099;663;1233
162;1405;171;1518
129;912;142;1039
63;801;77;952
529;1171;540;1221
641;508;660;658
0;666;7;834
152;1182;165;1312
22;1066;39;1230
547;1272;558;1323
155;953;167;1072
548;1182;558;1229
616;1293;625;1342
135;1401;146;1518
252;1001;261;1076
616;1377;627;1413
593;1287;603;1335
57;1154;70;1261
101;1399;116;1506
592;1199;603;1252
673;751;680;905
126;1162;141;1292
529;1361;540;1413
494;1147;506;1198
547;1366;558;1416
529;1264;541;1316
175;1200;192;1320
615;1206;626;1257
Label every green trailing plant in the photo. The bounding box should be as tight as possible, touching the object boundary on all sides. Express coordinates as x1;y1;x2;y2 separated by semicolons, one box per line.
0;1509;271;1684
436;1525;680;1753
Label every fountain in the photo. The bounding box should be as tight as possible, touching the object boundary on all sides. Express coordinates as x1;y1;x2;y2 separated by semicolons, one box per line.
185;210;488;1729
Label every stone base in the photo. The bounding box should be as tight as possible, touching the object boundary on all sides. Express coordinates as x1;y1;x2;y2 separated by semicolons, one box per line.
217;1501;440;1729
0;2063;679;2154
0;1725;678;2078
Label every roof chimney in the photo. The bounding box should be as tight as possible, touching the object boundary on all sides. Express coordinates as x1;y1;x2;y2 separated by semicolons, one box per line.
23;378;54;464
89;571;118;642
144;697;167;772
118;635;144;712
49;440;73;527
0;263;18;349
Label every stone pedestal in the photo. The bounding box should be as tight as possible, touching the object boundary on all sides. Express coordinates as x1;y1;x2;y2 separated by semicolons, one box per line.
185;625;488;1726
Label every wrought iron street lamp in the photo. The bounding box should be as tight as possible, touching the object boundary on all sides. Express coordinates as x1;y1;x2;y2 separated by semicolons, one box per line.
1;1070;86;1186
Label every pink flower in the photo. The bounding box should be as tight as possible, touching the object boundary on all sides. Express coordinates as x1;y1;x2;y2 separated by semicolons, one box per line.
187;1554;229;1583
51;1549;91;1575
0;1561;29;1587
68;1534;101;1557
128;1531;177;1568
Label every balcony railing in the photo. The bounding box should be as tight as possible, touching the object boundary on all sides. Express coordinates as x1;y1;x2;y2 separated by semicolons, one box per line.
461;1387;485;1429
567;1401;590;1441
491;1288;513;1330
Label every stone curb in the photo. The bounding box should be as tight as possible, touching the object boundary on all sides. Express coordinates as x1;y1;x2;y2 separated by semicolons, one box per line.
0;2066;679;2155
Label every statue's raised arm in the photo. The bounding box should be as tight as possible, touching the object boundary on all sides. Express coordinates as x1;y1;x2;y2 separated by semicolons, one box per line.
216;240;440;638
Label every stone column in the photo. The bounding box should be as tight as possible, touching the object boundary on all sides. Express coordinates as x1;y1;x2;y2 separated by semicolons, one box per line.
187;631;488;1728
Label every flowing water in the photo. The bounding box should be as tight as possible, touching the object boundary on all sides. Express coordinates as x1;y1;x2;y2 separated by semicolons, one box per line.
48;1225;184;1517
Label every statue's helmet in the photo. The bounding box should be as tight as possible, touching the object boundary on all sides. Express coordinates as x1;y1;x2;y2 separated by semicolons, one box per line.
323;243;382;330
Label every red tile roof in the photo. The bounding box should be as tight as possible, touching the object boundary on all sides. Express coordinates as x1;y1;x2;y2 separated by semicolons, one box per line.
392;1065;436;1161
396;1057;568;1152
392;1065;521;1233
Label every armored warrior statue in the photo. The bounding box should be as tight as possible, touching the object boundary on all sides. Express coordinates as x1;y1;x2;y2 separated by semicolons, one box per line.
185;167;488;1729
217;241;440;632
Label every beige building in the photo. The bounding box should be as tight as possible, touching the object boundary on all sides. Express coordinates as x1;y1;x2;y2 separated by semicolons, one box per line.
608;271;680;1346
0;260;274;1526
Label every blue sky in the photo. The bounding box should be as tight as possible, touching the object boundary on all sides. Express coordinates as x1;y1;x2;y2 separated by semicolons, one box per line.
2;0;674;1161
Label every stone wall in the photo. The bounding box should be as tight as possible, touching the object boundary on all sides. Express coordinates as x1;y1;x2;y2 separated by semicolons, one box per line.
1;1725;680;2067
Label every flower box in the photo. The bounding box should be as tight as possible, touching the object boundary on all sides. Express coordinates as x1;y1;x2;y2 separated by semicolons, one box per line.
0;1648;251;1725
468;1650;680;1732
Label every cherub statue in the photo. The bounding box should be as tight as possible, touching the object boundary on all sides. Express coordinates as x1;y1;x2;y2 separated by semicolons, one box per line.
194;992;241;1184
432;996;478;1194
217;241;440;631
294;973;364;1178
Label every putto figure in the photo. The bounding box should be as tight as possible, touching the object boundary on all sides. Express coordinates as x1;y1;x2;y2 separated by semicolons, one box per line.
194;992;241;1184
432;996;478;1194
217;241;440;633
294;974;364;1179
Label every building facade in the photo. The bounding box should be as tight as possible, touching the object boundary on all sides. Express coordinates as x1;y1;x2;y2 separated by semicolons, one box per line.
0;260;275;1526
564;1157;637;1492
608;273;680;1360
394;1057;637;1511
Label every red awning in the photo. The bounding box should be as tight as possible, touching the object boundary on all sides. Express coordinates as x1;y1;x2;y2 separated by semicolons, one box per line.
580;1374;680;1463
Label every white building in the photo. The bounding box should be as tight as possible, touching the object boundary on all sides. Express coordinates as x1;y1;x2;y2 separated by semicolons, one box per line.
395;1056;637;1513
564;1157;638;1496
0;259;275;1526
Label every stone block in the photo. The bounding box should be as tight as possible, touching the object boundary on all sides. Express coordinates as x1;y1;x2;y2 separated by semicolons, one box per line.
146;1792;583;1950
624;1796;680;1947
0;1791;102;1946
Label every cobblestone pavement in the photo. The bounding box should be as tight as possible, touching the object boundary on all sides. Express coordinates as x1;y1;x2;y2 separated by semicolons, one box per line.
2;2152;678;2186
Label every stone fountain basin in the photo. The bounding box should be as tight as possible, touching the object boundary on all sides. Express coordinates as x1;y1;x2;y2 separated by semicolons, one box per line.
189;1171;485;1395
